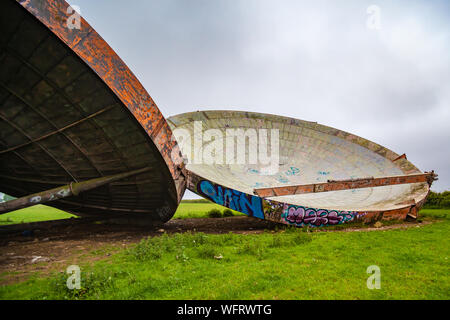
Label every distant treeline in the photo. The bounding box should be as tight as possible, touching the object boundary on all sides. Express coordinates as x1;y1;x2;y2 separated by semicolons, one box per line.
423;191;450;209
181;199;212;203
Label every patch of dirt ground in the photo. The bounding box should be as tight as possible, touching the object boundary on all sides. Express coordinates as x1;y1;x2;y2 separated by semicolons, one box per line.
0;216;431;285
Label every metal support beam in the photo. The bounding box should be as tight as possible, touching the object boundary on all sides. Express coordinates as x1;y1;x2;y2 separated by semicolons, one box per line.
254;171;438;198
0;105;115;155
0;167;150;214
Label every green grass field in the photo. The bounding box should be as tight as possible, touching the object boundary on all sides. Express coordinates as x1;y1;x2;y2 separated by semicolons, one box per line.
0;201;445;225
0;201;242;226
0;205;76;225
0;208;448;300
172;202;243;219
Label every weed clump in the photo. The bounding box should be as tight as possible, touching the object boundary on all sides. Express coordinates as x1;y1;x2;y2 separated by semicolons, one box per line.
196;244;222;259
269;230;312;247
128;234;173;261
207;209;222;218
47;270;116;300
291;231;313;244
268;234;289;248
222;209;234;217
237;241;267;260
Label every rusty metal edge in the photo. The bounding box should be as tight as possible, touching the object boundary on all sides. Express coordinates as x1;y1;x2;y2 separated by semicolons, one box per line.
254;172;437;197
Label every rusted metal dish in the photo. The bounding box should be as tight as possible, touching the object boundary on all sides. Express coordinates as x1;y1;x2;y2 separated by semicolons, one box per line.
168;110;436;227
0;0;185;221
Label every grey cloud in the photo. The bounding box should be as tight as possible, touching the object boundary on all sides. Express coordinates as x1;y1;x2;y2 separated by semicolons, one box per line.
72;0;450;193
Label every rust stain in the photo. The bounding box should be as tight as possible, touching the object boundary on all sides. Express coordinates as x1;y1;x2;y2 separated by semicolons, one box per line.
393;153;407;161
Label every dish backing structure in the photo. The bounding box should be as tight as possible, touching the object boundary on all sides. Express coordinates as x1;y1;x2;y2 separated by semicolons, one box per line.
0;0;437;228
0;0;186;222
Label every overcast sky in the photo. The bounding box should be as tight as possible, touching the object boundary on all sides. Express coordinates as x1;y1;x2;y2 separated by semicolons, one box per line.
70;0;449;197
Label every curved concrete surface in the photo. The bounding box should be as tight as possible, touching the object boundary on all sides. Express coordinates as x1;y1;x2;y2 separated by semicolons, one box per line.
168;110;431;227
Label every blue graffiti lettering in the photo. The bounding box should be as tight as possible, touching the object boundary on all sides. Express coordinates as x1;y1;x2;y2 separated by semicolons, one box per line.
198;180;265;219
285;167;300;176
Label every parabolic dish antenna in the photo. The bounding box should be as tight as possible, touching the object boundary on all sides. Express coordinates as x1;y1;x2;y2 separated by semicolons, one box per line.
168;110;437;227
0;0;437;229
0;0;186;222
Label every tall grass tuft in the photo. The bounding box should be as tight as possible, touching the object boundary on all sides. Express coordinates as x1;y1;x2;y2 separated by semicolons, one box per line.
207;209;223;218
222;209;234;217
